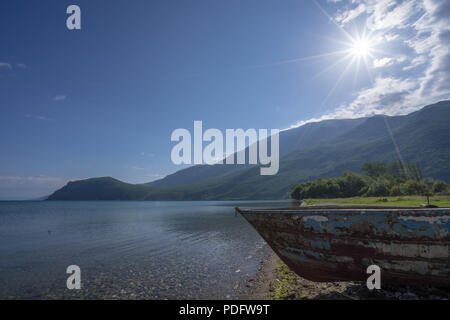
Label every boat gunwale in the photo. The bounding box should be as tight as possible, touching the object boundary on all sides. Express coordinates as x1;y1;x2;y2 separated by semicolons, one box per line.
235;206;450;215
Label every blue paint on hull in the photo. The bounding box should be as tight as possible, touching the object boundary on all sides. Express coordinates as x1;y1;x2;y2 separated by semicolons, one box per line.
237;207;450;286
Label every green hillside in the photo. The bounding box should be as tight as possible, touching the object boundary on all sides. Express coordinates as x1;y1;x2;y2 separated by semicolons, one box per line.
48;101;450;200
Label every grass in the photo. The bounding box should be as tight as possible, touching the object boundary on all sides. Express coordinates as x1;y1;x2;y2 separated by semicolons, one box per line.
270;261;300;300
304;195;450;207
269;260;358;300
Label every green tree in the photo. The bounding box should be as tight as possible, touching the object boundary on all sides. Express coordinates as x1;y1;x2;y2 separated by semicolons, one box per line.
389;185;403;196
432;181;449;193
364;177;392;197
290;161;431;200
361;162;387;177
400;180;430;195
339;171;367;197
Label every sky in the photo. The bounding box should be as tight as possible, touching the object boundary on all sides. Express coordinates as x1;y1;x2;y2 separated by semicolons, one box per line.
1;0;449;199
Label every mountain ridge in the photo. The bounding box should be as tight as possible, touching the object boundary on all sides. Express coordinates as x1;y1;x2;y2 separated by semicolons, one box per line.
47;101;450;201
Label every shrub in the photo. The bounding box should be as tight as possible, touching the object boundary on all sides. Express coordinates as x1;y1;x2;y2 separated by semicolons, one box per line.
290;161;435;200
339;172;367;197
364;178;392;197
389;185;403;196
400;180;430;195
432;181;449;193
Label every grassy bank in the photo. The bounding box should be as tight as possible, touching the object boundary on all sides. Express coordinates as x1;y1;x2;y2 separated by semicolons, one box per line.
270;262;299;300
268;259;364;300
304;195;450;207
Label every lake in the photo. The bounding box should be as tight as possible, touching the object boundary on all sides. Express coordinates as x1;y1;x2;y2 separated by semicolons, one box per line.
0;200;295;299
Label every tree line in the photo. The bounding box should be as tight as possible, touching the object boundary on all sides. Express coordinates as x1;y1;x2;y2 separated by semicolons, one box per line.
290;161;450;200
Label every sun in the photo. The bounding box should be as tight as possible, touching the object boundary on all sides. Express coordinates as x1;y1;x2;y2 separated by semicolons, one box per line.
351;37;372;58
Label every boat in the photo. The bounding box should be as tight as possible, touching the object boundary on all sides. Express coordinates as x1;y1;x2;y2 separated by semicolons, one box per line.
236;205;450;286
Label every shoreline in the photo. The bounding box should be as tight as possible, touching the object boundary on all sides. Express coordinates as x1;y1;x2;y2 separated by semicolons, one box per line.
242;251;362;300
242;251;450;300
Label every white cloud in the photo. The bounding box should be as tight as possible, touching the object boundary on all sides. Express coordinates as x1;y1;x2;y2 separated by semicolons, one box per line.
25;114;52;121
384;33;399;41
367;0;420;30
288;76;420;129
0;62;26;71
373;57;394;68
372;56;407;68
144;173;165;179
0;175;65;183
140;152;156;157
0;62;12;70
410;0;450;100
335;3;366;25
343;77;420;116
53;95;67;101
403;55;427;70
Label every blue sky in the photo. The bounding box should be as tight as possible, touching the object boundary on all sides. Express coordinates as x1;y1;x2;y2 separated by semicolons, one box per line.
1;0;449;199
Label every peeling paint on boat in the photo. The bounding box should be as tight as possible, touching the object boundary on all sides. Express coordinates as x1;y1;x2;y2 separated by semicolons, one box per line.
370;242;448;259
236;206;450;286
302;215;329;223
399;215;448;224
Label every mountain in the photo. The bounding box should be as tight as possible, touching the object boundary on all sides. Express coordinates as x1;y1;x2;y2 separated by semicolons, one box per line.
48;101;450;200
146;117;366;188
47;177;153;200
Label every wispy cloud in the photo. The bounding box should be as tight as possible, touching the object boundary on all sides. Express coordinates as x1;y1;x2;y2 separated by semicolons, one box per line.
130;165;146;171
335;3;366;25
288;76;419;129
403;55;427;70
53;95;67;101
0;62;13;70
373;57;395;68
367;0;420;31
0;175;65;183
372;56;406;68
0;62;26;71
140;152;156;157
25;114;52;121
384;33;399;41
142;173;165;181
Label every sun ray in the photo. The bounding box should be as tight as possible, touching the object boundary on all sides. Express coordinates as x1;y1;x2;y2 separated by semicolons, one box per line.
362;54;374;84
317;34;358;48
353;55;362;86
319;56;356;109
311;0;356;44
309;52;353;81
243;49;352;70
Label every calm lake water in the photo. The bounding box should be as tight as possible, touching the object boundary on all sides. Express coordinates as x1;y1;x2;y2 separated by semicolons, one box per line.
0;200;295;299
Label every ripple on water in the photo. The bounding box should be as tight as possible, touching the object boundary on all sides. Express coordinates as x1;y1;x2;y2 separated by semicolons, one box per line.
0;200;295;299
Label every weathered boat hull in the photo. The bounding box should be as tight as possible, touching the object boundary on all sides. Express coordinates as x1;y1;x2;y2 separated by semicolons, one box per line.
236;207;450;286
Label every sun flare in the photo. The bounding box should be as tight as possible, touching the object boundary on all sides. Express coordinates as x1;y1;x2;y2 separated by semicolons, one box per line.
351;37;372;58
